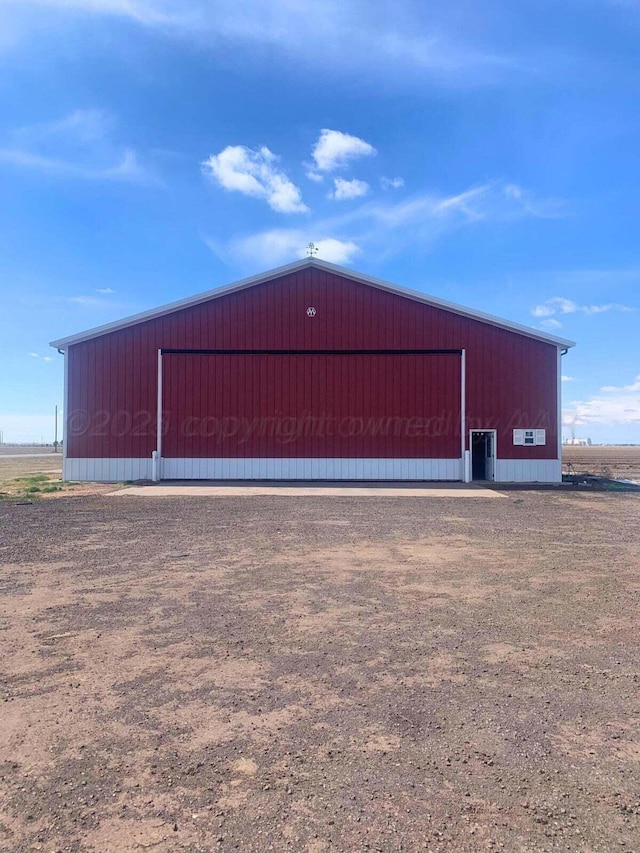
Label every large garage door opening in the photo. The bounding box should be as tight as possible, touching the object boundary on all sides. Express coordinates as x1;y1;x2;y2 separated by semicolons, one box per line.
158;350;463;480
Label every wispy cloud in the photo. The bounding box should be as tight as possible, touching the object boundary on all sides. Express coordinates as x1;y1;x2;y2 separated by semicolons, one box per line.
0;0;518;86
0;146;151;183
561;375;574;382
67;293;130;309
0;109;158;185
363;182;562;229
601;374;640;393
206;179;561;268
68;295;112;307
380;176;405;190
532;296;635;327
202;145;307;214
541;317;563;330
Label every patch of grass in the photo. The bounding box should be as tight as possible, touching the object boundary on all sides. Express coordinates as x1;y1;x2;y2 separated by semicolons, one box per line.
0;473;66;501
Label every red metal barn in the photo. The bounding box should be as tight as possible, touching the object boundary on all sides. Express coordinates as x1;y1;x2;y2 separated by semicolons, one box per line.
50;258;575;483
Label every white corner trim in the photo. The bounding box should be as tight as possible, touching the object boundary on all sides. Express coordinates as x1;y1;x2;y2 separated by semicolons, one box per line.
62;349;69;481
156;349;163;464
460;349;466;461
557;346;563;461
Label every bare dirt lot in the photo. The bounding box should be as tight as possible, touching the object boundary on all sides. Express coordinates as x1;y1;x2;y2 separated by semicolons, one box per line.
562;446;640;482
0;454;62;484
1;490;640;852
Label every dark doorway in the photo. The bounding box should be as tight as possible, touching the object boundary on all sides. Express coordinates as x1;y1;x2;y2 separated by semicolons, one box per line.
471;431;495;481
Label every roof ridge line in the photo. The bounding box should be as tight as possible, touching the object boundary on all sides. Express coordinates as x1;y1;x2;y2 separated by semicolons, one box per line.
50;258;576;350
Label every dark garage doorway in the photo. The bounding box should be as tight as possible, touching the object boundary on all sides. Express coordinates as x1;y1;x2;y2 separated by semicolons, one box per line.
471;430;496;481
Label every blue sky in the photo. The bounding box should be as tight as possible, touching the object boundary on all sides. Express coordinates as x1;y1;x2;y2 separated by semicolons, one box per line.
0;0;639;443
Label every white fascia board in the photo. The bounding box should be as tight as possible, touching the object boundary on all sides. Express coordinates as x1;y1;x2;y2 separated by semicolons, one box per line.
315;260;576;349
49;257;576;351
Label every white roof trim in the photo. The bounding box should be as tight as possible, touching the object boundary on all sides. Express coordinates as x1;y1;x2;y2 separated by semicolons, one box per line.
50;257;576;350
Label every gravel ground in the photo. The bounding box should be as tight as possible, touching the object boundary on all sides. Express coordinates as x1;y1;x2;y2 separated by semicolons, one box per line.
1;490;639;852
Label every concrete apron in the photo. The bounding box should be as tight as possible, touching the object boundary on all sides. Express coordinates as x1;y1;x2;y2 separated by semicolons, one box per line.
110;482;505;498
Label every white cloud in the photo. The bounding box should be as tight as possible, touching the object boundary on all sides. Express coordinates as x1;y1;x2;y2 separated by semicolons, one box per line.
564;372;640;428
329;177;369;201
305;237;360;264
565;397;640;427
532;296;635;320
214;229;360;268
380;176;405;190
0;110;157;185
561;375;574;382
202;145;307;214
28;352;39;358
305;169;324;183
207;179;564;269
95;287;115;294
311;129;376;173
601;374;640;393
541;317;563;330
42;356;53;362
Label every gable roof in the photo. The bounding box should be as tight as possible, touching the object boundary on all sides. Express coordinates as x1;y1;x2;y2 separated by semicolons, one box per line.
50;257;576;350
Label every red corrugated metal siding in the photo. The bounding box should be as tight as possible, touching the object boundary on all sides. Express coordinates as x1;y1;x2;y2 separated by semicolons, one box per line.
66;266;558;459
161;353;461;459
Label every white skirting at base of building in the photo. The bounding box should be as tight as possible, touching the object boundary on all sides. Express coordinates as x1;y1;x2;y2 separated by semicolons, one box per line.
63;456;562;483
162;457;463;481
494;458;562;483
64;457;154;483
64;457;462;482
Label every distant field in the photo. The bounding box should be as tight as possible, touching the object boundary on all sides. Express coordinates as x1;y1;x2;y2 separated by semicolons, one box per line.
563;445;640;481
0;454;62;482
0;445;59;457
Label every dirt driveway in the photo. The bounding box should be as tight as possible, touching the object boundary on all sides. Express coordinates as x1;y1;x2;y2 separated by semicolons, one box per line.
1;490;639;852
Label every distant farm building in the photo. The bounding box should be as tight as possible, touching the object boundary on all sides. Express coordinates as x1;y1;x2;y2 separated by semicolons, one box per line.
50;258;575;483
